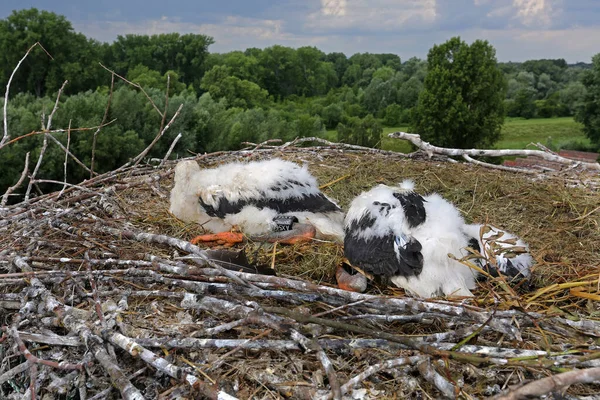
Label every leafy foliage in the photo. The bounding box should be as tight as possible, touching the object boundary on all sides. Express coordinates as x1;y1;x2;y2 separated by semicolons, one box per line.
411;37;506;148
576;53;600;146
1;8;598;197
337;114;382;147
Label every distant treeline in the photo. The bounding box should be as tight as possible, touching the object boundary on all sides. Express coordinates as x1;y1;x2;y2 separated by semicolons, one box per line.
0;9;590;117
1;8;599;198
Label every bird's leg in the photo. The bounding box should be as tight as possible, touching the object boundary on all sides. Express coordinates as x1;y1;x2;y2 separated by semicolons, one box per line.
250;223;316;245
335;260;369;293
189;229;245;247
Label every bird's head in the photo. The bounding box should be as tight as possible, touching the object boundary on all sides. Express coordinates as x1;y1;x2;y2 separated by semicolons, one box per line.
345;184;407;238
173;159;201;184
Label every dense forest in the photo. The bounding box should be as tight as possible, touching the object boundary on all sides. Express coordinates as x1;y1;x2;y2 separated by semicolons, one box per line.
1;8;600;196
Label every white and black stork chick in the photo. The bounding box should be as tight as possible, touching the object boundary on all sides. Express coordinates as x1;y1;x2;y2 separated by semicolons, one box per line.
462;223;533;282
169;158;345;245
341;181;478;298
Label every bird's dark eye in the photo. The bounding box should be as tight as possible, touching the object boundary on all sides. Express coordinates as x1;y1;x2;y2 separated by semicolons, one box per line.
374;202;392;216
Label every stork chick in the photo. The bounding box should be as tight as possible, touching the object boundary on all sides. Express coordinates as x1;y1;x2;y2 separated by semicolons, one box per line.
341;181;477;298
169;158;345;245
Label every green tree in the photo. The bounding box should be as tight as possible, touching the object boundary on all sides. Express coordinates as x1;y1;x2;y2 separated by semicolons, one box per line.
510;88;537;118
362;78;398;115
337;114;382;147
109;33;214;89
559;81;586;115
383;103;403;126
372;66;396;82
257;45;302;98
325;52;349;85
411;37;506;148
221;51;261;83
0;8;105;96
575;53;600;146
200;65;269;108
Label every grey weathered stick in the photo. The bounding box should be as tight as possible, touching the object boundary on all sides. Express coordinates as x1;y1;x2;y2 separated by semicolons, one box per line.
102;226;260;289
57;120;72;199
2;42;45;148
462;154;537;174
25;80;69;201
46;132;93;174
129;103;183;169
493;367;600;400
99;63;163;117
0;361;31;386
160;132;182;166
1;152;29;206
103;330;230;399
418;358;456;399
24;132;48;201
337;355;426;398
389;131;600;171
91;72;115;177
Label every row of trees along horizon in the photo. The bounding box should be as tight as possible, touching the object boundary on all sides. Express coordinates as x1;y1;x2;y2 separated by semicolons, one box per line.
1;8;600;198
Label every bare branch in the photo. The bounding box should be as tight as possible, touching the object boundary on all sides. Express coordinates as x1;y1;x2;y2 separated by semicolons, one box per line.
25;80;69;201
91;72;115;177
99;63;163;117
0;119;117;151
389;131;600;171
57;120;72;199
462;154;537;174
418;358;457;399
43;133;93;174
127;103;184;169
493;367;600;400
2;42;49;147
339;356;426;398
24;133;48;201
160;132;182;166
1;152;29;206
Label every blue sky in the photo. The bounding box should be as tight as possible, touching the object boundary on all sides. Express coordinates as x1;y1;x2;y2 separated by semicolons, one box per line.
1;0;598;62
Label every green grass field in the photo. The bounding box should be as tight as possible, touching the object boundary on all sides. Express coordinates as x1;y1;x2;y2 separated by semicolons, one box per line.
495;117;590;150
327;117;591;153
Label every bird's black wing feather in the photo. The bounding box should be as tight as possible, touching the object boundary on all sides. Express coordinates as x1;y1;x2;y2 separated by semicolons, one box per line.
200;192;340;218
392;192;426;227
396;237;424;277
344;214;423;278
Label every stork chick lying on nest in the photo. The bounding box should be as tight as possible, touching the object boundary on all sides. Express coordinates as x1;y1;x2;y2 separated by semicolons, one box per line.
169;158;345;246
338;180;533;297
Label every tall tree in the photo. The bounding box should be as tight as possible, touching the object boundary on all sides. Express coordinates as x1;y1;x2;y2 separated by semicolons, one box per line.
109;33;214;89
411;37;506;148
0;8;105;96
575;53;600;146
257;45;302;98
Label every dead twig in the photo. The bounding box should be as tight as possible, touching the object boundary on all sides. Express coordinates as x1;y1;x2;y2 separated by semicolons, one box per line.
1;152;29;206
2;42;51;148
493;367;600;400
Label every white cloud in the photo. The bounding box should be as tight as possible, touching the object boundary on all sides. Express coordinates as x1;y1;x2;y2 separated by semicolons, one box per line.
512;0;560;27
321;0;347;17
73;15;325;51
69;0;598;63
306;0;437;32
459;26;599;62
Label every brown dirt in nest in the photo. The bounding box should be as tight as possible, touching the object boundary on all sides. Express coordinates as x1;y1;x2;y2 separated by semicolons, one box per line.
1;148;600;399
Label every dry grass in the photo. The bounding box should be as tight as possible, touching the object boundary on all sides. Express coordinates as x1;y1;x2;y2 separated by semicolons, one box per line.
127;150;600;310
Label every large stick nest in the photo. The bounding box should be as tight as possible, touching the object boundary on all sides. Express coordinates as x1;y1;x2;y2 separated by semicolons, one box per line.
1;147;600;400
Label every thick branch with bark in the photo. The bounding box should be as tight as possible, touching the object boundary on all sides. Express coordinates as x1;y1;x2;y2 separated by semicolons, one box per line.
388;131;600;171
